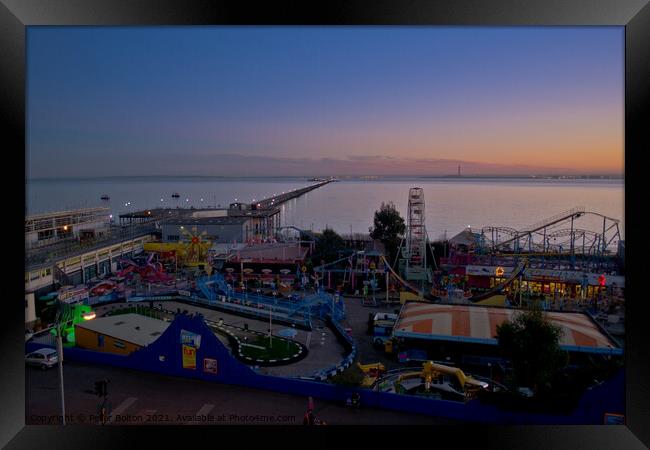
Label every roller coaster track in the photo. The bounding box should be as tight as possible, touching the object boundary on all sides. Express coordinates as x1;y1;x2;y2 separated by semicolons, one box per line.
492;207;586;250
468;257;528;302
380;256;440;301
381;251;528;303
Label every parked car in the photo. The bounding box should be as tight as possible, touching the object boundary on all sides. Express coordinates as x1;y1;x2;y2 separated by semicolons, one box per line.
25;348;59;369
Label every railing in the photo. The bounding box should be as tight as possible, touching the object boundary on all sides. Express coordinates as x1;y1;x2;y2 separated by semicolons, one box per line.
196;273;317;327
196;273;345;327
25;222;158;269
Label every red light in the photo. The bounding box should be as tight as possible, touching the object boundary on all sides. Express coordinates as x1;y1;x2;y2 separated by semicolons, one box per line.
598;274;606;287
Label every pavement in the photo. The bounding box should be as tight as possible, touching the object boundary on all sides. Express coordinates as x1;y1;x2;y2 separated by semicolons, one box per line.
338;296;405;371
25;361;457;425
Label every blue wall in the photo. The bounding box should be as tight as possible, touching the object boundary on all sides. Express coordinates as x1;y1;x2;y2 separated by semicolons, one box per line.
26;313;624;424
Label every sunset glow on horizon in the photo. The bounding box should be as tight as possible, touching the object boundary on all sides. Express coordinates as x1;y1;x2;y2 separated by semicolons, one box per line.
27;27;624;178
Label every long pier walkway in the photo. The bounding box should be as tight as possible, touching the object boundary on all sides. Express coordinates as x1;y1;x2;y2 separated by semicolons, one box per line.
253;179;333;209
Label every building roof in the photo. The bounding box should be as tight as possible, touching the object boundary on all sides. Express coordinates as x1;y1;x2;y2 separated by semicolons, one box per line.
393;302;621;355
26;206;110;222
228;207;280;218
449;229;481;247
75;313;170;347
162;217;249;226
229;243;309;262
119;208;193;219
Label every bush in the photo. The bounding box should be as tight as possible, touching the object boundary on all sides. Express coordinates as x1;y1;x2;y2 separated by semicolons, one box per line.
329;364;365;387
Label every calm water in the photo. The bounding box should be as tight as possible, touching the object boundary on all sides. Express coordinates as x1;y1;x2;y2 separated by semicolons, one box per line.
26;177;624;240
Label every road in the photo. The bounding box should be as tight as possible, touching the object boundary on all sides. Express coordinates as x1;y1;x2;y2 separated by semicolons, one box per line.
26;361;457;425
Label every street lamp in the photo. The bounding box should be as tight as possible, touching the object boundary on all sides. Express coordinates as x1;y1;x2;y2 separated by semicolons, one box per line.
269;305;273;349
53;300;74;425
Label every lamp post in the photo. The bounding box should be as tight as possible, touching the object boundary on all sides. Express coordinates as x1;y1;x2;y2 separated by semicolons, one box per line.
53;300;73;425
269;305;273;349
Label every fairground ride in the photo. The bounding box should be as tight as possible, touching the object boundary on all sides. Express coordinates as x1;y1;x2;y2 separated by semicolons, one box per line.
476;207;622;271
178;226;212;268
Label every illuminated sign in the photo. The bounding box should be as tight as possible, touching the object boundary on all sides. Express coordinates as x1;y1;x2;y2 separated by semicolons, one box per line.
58;286;89;304
203;358;218;374
182;345;196;369
180;329;202;349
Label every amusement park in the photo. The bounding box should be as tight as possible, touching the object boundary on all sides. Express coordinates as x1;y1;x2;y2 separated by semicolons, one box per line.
24;183;625;425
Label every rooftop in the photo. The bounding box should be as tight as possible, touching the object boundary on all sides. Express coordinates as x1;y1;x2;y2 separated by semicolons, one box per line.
449;228;482;247
228;243;309;262
26;206;110;222
162;217;249;226
393;302;621;355
75;313;170;347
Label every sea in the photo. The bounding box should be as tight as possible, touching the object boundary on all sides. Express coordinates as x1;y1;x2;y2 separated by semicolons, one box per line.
26;177;625;241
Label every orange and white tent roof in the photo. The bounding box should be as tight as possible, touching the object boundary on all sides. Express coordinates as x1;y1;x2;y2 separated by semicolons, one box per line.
393;302;621;355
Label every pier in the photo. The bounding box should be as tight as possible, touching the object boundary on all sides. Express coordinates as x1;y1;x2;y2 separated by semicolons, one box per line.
252;179;333;210
118;179;334;225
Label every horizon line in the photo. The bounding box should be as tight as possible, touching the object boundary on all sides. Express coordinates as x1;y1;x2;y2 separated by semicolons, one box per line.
28;173;625;181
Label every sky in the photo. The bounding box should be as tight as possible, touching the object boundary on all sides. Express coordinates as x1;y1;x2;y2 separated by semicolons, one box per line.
27;27;624;178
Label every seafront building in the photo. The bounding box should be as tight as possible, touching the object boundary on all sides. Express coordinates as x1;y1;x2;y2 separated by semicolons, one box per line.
25;207;111;249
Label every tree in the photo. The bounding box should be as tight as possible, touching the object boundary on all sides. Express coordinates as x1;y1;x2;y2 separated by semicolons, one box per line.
496;308;568;394
369;202;406;264
312;228;346;265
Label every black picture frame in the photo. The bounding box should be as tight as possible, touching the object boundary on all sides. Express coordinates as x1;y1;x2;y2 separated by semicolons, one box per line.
4;1;649;448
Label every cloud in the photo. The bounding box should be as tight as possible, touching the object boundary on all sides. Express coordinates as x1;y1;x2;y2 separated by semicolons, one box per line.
29;143;620;178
